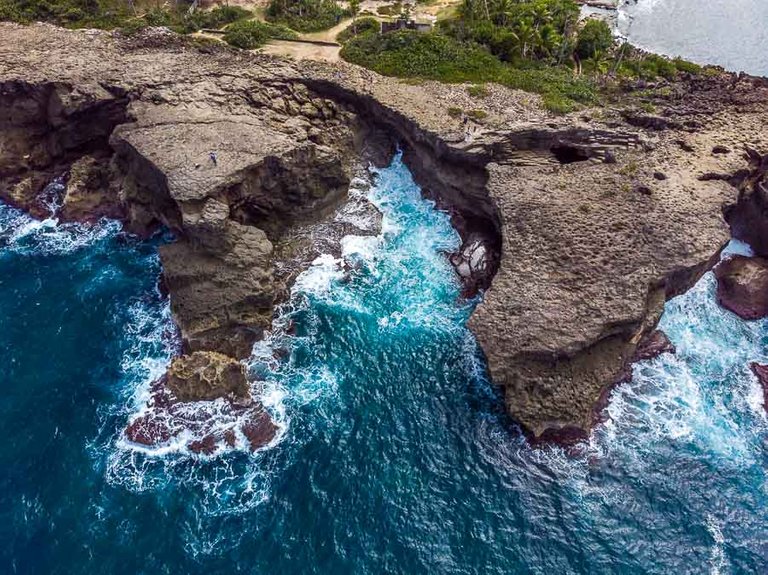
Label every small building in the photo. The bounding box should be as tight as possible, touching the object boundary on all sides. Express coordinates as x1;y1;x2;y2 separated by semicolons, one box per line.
380;18;432;34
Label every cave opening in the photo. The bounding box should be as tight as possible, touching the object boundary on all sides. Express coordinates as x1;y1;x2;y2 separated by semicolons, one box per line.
550;144;591;164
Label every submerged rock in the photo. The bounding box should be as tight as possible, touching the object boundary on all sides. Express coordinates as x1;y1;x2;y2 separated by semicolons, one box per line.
714;255;768;320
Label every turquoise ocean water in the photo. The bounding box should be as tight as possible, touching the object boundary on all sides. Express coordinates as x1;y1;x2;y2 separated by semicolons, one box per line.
1;155;767;573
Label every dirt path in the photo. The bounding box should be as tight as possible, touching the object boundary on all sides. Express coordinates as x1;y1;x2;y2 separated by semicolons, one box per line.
194;0;465;63
261;39;342;61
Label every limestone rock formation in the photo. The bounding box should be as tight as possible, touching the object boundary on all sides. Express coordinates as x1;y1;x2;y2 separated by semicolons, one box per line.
2;24;768;445
165;351;249;402
714;255;768;320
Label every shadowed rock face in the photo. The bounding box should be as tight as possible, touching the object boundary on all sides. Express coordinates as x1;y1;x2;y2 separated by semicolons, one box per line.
714;255;768;320
2;24;768;444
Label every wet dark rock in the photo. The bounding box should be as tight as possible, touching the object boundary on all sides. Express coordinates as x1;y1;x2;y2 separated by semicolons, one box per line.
125;413;173;446
749;363;768;412
633;330;676;362
124;376;277;454
242;411;279;452
188;434;218;455
449;234;494;297
723;148;768;256
714;255;768;320
123;351;278;454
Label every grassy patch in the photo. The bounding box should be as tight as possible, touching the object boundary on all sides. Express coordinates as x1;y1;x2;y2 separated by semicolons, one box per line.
467;83;489;98
467;108;488;120
376;2;401;16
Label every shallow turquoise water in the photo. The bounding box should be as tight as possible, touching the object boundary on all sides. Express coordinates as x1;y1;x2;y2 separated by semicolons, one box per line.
1;155;767;574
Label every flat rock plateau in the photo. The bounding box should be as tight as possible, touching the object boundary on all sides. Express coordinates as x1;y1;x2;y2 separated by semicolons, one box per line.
2;23;768;446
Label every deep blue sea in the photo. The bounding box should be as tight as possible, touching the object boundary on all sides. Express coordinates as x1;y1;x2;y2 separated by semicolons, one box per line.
1;155;767;574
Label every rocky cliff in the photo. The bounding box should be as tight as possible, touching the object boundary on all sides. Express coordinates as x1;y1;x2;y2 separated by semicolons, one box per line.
2;23;767;446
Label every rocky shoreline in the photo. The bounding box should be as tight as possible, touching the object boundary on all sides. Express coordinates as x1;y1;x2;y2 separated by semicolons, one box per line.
1;23;768;447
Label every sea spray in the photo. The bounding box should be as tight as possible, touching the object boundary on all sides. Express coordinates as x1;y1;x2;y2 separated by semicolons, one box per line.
2;156;768;572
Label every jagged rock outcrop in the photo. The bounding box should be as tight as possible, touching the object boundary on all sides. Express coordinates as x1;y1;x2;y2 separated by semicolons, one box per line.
125;351;278;454
466;77;768;439
714;255;768;320
165;351;249;402
2;24;768;446
722;148;768;255
749;363;768;413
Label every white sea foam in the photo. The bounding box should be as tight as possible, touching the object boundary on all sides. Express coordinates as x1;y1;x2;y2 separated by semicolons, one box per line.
706;514;728;575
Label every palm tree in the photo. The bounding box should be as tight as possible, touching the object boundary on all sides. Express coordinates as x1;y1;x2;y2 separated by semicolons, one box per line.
514;17;538;58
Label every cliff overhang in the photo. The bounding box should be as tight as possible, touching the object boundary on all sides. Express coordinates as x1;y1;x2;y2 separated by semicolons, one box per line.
2;24;768;448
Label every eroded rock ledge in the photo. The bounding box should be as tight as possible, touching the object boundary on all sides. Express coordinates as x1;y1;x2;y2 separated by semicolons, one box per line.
2;24;768;446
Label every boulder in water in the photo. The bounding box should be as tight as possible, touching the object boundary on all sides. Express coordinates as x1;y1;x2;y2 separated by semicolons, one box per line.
714;255;768;320
124;352;278;454
749;362;768;412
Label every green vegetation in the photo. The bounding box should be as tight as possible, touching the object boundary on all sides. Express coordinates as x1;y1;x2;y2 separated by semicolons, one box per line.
376;2;401;16
467;83;489;97
340;0;707;113
0;0;252;34
575;19;612;60
337;15;378;43
340;29;597;111
467;108;488;120
265;0;346;32
223;19;297;49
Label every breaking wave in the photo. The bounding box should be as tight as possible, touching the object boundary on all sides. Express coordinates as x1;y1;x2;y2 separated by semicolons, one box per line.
3;154;768;572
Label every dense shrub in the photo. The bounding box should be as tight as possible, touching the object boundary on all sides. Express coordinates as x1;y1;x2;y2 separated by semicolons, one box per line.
336;15;378;43
223;19;297;49
575;18;612;60
0;0;253;32
341;30;596;112
266;0;346;32
224;20;269;48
